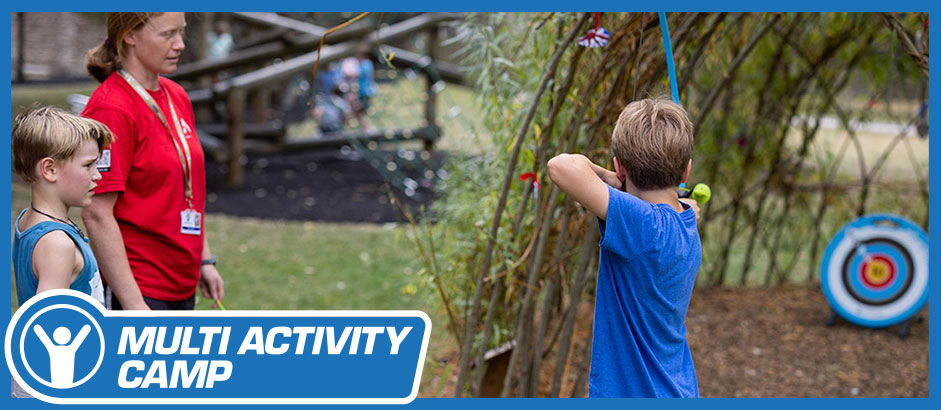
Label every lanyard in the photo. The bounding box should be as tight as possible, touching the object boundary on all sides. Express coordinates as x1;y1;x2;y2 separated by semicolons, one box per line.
118;69;194;205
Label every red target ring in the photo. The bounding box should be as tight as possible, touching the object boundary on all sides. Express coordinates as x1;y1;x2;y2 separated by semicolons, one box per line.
860;254;896;290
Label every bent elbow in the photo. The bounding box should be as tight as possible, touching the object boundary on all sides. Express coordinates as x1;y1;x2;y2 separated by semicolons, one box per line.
547;154;570;182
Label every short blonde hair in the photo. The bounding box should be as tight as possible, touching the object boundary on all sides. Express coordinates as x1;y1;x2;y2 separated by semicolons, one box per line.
611;98;694;190
12;106;114;182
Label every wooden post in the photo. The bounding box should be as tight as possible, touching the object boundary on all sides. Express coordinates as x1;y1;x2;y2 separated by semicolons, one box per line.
252;88;270;126
423;25;439;151
16;13;25;83
195;12;213;61
226;87;246;187
195;76;213;124
194;13;215;124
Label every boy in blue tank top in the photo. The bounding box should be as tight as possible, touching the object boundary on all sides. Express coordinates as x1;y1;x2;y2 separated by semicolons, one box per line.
12;106;114;308
547;98;702;398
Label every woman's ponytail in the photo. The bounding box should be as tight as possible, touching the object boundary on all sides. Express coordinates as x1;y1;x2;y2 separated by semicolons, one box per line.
84;39;117;83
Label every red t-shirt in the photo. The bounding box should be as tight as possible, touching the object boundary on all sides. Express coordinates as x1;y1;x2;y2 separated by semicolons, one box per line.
82;72;206;301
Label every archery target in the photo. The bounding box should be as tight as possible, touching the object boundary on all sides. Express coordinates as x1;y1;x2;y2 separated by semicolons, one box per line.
821;214;928;328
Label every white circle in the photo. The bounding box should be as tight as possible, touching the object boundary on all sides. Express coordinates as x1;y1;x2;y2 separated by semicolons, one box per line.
825;225;928;323
52;327;72;345
19;304;105;389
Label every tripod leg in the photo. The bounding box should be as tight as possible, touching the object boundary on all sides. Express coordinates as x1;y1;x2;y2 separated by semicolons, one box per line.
826;310;838;327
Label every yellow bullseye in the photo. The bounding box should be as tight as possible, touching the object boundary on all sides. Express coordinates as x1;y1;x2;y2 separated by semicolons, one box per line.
864;259;891;286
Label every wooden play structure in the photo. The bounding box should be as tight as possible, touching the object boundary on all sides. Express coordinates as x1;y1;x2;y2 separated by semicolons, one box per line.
168;12;466;187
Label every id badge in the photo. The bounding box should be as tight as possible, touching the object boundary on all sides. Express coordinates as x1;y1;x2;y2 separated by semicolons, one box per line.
181;208;202;235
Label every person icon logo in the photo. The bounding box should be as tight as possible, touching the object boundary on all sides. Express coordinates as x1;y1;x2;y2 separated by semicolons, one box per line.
10;292;106;391
33;324;93;388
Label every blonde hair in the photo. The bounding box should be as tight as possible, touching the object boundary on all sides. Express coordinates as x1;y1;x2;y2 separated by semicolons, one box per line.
611;98;694;190
12;106;114;182
84;12;164;83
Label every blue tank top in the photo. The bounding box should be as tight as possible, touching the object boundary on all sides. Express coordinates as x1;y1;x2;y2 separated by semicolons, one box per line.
13;209;105;307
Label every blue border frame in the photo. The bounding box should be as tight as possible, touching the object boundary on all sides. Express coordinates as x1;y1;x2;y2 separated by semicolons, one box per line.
3;2;936;408
820;214;929;327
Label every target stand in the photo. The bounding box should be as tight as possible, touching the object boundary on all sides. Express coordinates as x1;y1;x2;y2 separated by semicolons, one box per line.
820;214;928;339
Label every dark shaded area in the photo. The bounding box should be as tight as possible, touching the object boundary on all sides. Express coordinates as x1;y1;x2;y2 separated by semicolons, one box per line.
205;149;442;223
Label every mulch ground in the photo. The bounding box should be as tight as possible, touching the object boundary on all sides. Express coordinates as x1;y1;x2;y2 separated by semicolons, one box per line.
203;150;928;398
205;148;440;223
687;286;928;397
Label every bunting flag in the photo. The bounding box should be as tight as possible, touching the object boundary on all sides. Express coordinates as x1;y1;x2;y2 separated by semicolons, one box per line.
578;12;609;48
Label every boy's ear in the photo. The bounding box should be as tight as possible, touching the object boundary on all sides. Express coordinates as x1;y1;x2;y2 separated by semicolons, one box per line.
681;159;692;184
38;157;58;183
613;156;627;183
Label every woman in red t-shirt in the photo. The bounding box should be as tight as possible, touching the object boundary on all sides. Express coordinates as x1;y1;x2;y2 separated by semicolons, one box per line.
81;12;224;311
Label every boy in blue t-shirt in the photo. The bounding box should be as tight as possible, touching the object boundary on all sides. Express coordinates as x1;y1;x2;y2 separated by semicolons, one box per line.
11;106;114;308
547;98;702;398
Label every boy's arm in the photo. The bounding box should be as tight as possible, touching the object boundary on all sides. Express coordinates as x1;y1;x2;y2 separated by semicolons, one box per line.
82;192;150;310
678;198;701;222
33;231;79;294
547;153;616;220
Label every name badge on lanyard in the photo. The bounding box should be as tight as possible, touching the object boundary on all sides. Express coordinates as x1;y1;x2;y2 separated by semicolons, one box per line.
118;70;202;236
181;208;202;235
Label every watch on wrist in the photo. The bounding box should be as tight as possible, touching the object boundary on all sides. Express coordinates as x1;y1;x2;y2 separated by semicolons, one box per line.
201;256;217;266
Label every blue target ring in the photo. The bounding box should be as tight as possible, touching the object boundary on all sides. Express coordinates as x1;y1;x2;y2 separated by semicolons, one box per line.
821;214;928;328
843;240;911;304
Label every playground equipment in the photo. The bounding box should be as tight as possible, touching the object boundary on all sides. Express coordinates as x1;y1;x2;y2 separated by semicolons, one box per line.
820;214;928;338
167;12;465;188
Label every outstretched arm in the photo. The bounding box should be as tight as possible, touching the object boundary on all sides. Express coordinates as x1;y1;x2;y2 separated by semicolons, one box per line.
33;325;54;350
547;154;616;220
69;325;92;349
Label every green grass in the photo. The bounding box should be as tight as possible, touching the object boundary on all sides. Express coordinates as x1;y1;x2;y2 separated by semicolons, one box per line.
195;215;423;311
11;82;99;121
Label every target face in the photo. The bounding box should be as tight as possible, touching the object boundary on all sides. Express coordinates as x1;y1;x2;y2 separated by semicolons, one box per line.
821;214;928;328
